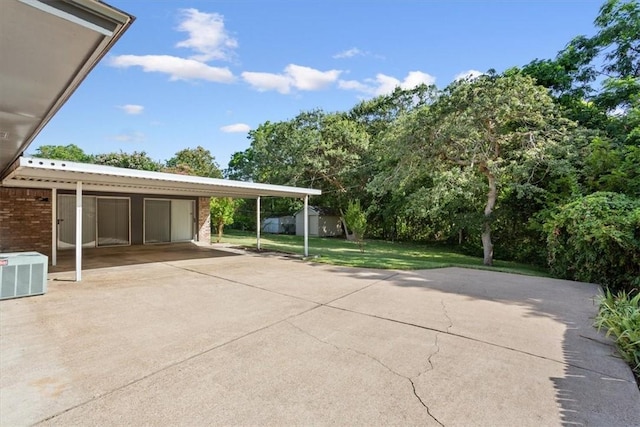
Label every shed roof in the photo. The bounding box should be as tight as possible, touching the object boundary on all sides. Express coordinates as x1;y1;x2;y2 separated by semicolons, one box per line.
2;157;322;199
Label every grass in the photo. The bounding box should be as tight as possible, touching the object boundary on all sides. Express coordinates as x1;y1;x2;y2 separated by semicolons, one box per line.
217;229;549;277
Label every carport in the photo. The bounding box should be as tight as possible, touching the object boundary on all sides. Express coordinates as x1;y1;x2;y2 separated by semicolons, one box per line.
2;156;321;281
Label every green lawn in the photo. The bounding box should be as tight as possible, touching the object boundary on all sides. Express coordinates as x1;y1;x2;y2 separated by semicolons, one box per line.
218;229;549;277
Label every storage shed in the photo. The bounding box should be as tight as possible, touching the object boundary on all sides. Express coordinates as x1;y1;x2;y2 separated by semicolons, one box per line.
295;207;343;237
262;216;295;234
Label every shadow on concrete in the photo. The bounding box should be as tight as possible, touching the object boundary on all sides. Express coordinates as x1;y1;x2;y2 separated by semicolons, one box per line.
322;266;638;426
50;242;240;273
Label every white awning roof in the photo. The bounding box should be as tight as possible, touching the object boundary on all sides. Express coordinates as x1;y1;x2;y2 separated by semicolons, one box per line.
2;157;322;199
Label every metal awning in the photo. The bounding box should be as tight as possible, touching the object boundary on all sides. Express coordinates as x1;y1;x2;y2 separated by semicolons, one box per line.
3;157;322;198
3;157;319;282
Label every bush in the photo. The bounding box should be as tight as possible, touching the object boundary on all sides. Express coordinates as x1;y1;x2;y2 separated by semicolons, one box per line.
595;290;640;378
545;192;640;292
344;200;367;252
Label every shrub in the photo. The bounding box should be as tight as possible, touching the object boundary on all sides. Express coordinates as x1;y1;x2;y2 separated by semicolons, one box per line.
595;290;640;378
545;192;640;292
344;200;367;252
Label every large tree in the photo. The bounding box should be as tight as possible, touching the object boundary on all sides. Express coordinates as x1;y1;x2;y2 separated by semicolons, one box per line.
93;151;161;171
386;74;573;265
32;144;93;163
227;110;370;219
165;146;222;178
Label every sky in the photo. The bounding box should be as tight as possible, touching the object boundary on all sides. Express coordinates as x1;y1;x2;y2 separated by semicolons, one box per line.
31;0;605;169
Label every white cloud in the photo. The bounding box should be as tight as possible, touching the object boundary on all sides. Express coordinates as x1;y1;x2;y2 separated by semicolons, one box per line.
242;64;342;94
338;80;370;92
175;9;238;62
110;55;235;83
454;69;484;81
110;131;146;143
333;47;385;60
608;106;627;117
242;71;292;94
286;64;341;91
339;71;436;96
402;71;436;89
118;104;144;115
373;74;403;96
220;123;251;133
333;48;364;59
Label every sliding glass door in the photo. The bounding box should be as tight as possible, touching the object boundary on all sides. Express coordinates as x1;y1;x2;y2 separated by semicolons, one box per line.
97;198;130;246
144;199;171;243
58;195;96;249
57;195;130;248
144;199;194;244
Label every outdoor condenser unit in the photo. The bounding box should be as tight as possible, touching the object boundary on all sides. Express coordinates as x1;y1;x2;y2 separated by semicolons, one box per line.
0;252;48;300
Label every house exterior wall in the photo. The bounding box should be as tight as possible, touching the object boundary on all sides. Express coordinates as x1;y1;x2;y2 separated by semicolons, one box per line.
0;187;52;258
0;188;211;262
58;191;203;244
197;197;211;243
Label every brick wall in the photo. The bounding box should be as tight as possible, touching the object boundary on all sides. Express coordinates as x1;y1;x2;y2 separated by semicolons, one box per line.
0;187;52;258
197;196;211;243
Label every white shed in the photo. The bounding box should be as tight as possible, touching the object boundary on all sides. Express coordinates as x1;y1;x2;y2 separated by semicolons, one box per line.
295;207;343;237
262;215;295;234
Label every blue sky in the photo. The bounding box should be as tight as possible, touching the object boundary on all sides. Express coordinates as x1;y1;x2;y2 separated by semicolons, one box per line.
31;0;604;169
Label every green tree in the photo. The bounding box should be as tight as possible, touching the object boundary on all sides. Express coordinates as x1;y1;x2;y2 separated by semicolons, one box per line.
228;110;370;223
93;151;161;171
386;74;573;265
165;146;222;178
210;197;236;243
344;200;367;252
32;144;93;163
348;85;437;239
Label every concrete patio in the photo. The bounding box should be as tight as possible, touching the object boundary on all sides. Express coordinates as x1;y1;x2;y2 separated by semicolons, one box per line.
1;246;638;426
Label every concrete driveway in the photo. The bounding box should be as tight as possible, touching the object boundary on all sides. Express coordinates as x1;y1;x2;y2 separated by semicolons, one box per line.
1;248;638;426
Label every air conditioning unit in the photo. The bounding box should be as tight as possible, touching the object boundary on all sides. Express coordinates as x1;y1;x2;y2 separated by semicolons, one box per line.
0;252;48;300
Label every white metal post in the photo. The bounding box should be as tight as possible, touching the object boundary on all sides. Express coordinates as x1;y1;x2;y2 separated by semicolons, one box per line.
51;188;57;266
75;181;82;282
304;195;309;257
256;196;261;250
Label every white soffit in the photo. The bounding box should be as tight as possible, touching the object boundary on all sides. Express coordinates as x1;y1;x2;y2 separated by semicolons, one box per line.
2;157;322;199
0;0;134;177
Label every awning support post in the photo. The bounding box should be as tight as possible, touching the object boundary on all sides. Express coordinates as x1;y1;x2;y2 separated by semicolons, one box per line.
304;195;309;257
256;196;261;251
51;188;57;266
75;181;82;282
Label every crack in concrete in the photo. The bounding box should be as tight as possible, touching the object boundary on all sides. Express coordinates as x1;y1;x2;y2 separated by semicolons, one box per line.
325;304;634;383
440;300;453;333
286;320;444;426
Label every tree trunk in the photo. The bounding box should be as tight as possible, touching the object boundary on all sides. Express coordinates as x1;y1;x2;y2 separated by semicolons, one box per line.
217;222;224;243
339;215;356;241
481;169;497;266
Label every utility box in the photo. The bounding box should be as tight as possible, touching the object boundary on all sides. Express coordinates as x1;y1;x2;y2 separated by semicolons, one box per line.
0;252;48;300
